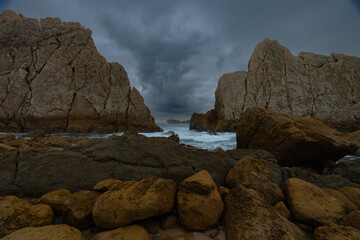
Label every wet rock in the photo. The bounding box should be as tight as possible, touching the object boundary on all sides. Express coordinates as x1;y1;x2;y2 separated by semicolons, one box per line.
38;189;71;215
62;190;101;229
0;224;84;240
225;156;284;204
236;108;358;169
314;223;360;240
177;170;223;231
284;178;346;226
92;177;176;229
93;179;122;193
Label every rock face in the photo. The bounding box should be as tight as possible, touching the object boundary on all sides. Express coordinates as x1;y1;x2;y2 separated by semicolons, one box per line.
92;177;176;229
190;39;360;132
0;134;278;197
177;170;223;231
314;223;360;240
0;10;159;133
236;108;357;169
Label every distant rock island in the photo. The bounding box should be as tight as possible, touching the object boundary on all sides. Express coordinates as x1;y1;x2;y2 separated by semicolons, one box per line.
0;10;160;133
190;39;360;132
166;119;190;124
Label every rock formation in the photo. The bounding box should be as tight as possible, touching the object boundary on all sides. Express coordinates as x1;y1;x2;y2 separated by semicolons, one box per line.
0;10;160;133
190;39;360;132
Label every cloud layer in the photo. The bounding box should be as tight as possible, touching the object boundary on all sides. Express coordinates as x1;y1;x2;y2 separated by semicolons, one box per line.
2;0;360;121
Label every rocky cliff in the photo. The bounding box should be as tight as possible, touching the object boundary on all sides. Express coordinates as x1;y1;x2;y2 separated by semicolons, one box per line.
0;10;160;133
190;39;360;132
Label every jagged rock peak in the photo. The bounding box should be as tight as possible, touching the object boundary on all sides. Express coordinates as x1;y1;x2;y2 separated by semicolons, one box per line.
0;10;160;133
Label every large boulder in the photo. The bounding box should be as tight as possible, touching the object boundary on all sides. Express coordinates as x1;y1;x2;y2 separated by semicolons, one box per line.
284;178;346;226
314;223;360;240
223;185;310;240
177;170;223;230
38;189;71;214
236;108;357;169
92;177;176;229
0;196;54;238
190;39;360;132
0;10;159;133
62;190;101;229
0;134;275;197
0;224;84;240
225;156;284;205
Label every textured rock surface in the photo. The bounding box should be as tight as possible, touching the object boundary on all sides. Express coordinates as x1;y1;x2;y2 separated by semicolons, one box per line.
327;159;360;184
314;223;360;240
92;177;176;229
0;224;84;240
284;178;346;226
0;10;159;133
93;179;122;193
322;188;359;213
339;210;360;230
90;225;150;240
0;134;278;197
339;186;360;207
224;185;310;240
177;170;223;231
38;189;71;215
236;108;357;169
225;156;284;204
191;39;360;132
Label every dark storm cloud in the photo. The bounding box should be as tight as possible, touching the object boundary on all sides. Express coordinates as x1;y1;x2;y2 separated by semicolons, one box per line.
2;0;360;121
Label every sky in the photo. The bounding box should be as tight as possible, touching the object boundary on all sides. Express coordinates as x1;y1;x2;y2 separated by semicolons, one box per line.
1;0;360;122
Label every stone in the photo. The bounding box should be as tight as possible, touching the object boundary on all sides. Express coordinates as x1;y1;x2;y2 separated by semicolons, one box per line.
236;108;357;169
339;210;360;230
314;223;360;240
74;137;89;145
339;186;360;207
0;224;84;240
327;159;360;184
93;179;122;192
24;129;46;138
5;138;28;147
189;109;235;132
224;185;309;240
162;214;180;230
0;134;16;143
225;156;284;204
38;189;71;214
272;201;292;220
0;10;159;133
177;170;223;231
0;196;54;238
322;188;359;213
347;130;360;146
90;225;150;240
0;144;16;154
62;190;101;229
92;177;176;229
190;39;360;132
1;134;275;197
39;136;71;148
284;178;346;226
218;186;230;198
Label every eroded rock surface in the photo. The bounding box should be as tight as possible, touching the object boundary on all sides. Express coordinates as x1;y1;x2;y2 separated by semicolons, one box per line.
0;10;159;133
190;39;360;132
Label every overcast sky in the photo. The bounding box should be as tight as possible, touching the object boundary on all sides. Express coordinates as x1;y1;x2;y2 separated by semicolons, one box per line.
1;0;360;121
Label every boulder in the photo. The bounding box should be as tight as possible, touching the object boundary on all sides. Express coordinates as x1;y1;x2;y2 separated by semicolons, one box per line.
191;39;360;132
0;196;54;238
236;108;357;169
38;189;71;214
92;177;176;229
272;201;292;220
189;109;235;132
90;225;150;240
0;10;159;133
177;170;223;230
93;179;122;192
224;185;310;240
322;188;359;213
327;158;360;184
62;190;101;229
338;186;360;207
314;223;360;240
225;156;284;204
0;224;84;240
1;134;275;197
339;210;360;230
284;178;346;226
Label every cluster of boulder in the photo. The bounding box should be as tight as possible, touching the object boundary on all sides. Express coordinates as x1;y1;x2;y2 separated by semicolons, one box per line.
190;39;360;132
0;10;160;133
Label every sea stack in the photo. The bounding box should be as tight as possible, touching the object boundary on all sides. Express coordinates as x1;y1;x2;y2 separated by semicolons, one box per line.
0;10;160;133
190;39;360;132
